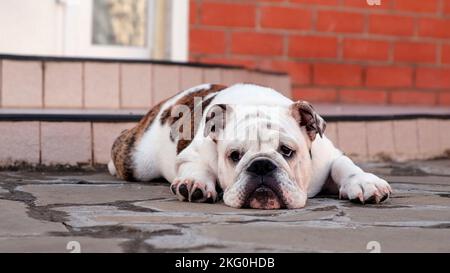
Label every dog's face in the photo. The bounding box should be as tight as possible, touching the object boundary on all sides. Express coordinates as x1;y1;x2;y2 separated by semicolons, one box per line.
204;101;325;209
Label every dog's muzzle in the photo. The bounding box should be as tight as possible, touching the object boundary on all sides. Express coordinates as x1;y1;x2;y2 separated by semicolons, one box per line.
244;158;286;209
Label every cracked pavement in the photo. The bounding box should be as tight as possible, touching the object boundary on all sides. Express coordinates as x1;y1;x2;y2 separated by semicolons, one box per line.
0;160;449;253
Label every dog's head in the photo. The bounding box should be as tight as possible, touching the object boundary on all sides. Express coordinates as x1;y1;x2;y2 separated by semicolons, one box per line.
204;100;326;209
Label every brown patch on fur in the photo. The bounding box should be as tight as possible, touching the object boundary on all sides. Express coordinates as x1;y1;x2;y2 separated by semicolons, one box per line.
110;84;227;181
158;84;227;154
110;97;168;181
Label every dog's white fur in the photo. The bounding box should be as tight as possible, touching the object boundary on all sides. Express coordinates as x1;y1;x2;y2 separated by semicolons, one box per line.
109;83;392;209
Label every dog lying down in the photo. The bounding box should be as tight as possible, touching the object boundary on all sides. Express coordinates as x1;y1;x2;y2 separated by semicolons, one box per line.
108;83;392;209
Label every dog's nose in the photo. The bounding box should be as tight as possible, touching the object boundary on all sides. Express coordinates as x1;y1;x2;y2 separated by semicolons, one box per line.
246;159;277;176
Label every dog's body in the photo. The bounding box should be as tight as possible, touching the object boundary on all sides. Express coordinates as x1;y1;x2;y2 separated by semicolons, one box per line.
109;83;391;209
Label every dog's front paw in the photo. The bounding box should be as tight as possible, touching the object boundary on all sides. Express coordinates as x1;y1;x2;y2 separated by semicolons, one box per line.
339;173;392;204
170;178;217;203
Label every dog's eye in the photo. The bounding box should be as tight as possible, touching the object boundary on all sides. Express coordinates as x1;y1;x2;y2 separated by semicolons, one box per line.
229;151;242;163
280;145;294;158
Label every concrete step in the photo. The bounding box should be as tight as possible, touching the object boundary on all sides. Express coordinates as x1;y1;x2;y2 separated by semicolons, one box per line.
0;105;449;167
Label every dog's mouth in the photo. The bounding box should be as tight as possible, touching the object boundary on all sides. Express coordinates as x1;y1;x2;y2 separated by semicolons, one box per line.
243;181;286;209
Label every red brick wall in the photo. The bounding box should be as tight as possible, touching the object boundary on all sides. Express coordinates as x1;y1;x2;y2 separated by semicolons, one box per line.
189;0;450;106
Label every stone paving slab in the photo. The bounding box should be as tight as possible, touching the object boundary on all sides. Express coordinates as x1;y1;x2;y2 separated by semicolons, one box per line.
0;160;449;253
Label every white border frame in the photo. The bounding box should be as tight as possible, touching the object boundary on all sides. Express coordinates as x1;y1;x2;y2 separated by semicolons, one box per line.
170;0;189;62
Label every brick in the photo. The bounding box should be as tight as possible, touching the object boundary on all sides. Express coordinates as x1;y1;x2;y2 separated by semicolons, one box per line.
0;122;40;165
418;18;450;39
84;62;120;109
394;42;436;64
92;122;135;164
200;2;255;27
291;0;339;5
1;60;42;108
189;29;226;54
393;120;419;161
152;65;180;103
393;0;438;13
324;122;338;146
417;119;441;159
260;6;311;30
289;36;338;58
343;39;389;61
269;61;311;85
41;122;92;165
442;44;450;64
366;121;395;161
339;89;387;104
445;0;450;15
416;67;450;89
337;122;368;161
439;120;450;153
198;57;256;68
232;32;283;56
369;14;414;36
439;92;450;105
366;66;413;88
390;91;436;105
120;64;152;109
44;62;82;108
313;63;363;87
203;68;222;84
317;10;365;33
189;0;197;24
180;67;204;90
292;88;338;102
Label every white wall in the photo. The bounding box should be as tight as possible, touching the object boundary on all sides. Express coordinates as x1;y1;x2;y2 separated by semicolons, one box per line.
0;0;61;56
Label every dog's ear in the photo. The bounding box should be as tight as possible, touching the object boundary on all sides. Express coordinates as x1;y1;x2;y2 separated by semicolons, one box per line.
203;104;230;141
290;100;326;141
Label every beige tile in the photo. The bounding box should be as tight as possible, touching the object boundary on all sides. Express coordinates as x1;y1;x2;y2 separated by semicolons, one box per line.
120;63;152;109
393;120;419;161
152;65;180;104
366;121;395;161
203;68;222;84
268;74;292;98
324;122;338;146
92;122;136;164
41;122;92;165
221;69;249;86
439;120;450;155
1;60;42;108
84;62;120;109
44;62;82;108
337;122;368;161
0;122;40;165
180;67;203;90
248;71;268;87
417;119;442;159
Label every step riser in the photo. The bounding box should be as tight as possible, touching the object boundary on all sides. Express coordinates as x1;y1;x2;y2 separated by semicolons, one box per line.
1;119;449;167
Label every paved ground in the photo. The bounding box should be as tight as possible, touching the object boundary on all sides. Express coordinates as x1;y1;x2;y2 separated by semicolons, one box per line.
0;160;449;253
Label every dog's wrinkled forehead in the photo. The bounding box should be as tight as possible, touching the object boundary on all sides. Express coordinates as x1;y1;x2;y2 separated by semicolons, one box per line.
222;105;292;142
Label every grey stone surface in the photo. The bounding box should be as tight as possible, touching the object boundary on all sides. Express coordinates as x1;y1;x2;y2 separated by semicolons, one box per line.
0;160;449;252
17;184;172;206
0;200;66;237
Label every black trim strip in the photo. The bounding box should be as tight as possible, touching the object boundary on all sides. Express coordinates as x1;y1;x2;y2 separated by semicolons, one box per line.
0;113;448;122
0;54;287;76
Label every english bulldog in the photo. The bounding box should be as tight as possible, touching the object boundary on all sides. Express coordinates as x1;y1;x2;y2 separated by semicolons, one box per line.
108;83;392;209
